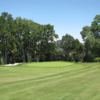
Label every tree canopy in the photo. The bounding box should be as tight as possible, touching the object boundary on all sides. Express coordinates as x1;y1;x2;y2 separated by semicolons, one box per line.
0;12;58;64
0;12;100;64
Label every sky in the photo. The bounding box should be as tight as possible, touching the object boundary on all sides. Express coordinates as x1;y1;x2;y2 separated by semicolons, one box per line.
0;0;100;42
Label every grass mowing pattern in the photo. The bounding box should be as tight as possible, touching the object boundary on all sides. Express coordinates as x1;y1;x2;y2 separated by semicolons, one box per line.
0;62;100;100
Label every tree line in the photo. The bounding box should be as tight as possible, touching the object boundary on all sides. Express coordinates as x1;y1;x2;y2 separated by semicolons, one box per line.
0;12;100;64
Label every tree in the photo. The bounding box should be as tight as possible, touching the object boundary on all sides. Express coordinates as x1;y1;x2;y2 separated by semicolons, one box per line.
80;26;95;61
36;24;58;61
0;12;58;64
80;15;100;61
61;34;84;61
0;12;16;64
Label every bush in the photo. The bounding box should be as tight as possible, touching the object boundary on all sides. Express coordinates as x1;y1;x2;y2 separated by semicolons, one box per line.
94;57;100;62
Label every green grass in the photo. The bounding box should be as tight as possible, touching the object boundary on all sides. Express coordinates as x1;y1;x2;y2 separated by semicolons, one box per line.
0;61;100;100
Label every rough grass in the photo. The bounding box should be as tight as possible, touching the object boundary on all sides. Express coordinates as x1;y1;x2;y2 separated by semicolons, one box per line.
0;62;100;100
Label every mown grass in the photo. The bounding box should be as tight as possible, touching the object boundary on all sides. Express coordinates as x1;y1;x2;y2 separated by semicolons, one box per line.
0;62;100;100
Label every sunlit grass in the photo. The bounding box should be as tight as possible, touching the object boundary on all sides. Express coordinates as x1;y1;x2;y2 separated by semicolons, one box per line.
0;62;100;100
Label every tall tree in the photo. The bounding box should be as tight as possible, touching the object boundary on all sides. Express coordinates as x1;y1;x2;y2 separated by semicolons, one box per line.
0;12;58;64
61;34;84;61
80;15;100;61
0;12;16;64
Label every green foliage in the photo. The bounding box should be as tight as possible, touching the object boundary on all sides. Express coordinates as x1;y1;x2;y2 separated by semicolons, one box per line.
61;34;84;61
0;12;58;64
0;12;100;63
94;57;100;62
80;15;100;62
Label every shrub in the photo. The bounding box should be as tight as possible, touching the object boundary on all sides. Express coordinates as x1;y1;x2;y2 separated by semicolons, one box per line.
94;57;100;62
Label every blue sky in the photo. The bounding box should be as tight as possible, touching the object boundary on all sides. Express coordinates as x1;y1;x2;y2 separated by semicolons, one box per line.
0;0;100;41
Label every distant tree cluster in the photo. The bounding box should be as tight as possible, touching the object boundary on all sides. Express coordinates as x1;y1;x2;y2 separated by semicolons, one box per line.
0;12;100;64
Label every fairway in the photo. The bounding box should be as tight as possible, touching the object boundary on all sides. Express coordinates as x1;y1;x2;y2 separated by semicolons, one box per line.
0;62;100;100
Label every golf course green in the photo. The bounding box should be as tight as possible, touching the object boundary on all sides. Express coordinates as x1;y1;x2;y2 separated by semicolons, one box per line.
0;62;100;100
